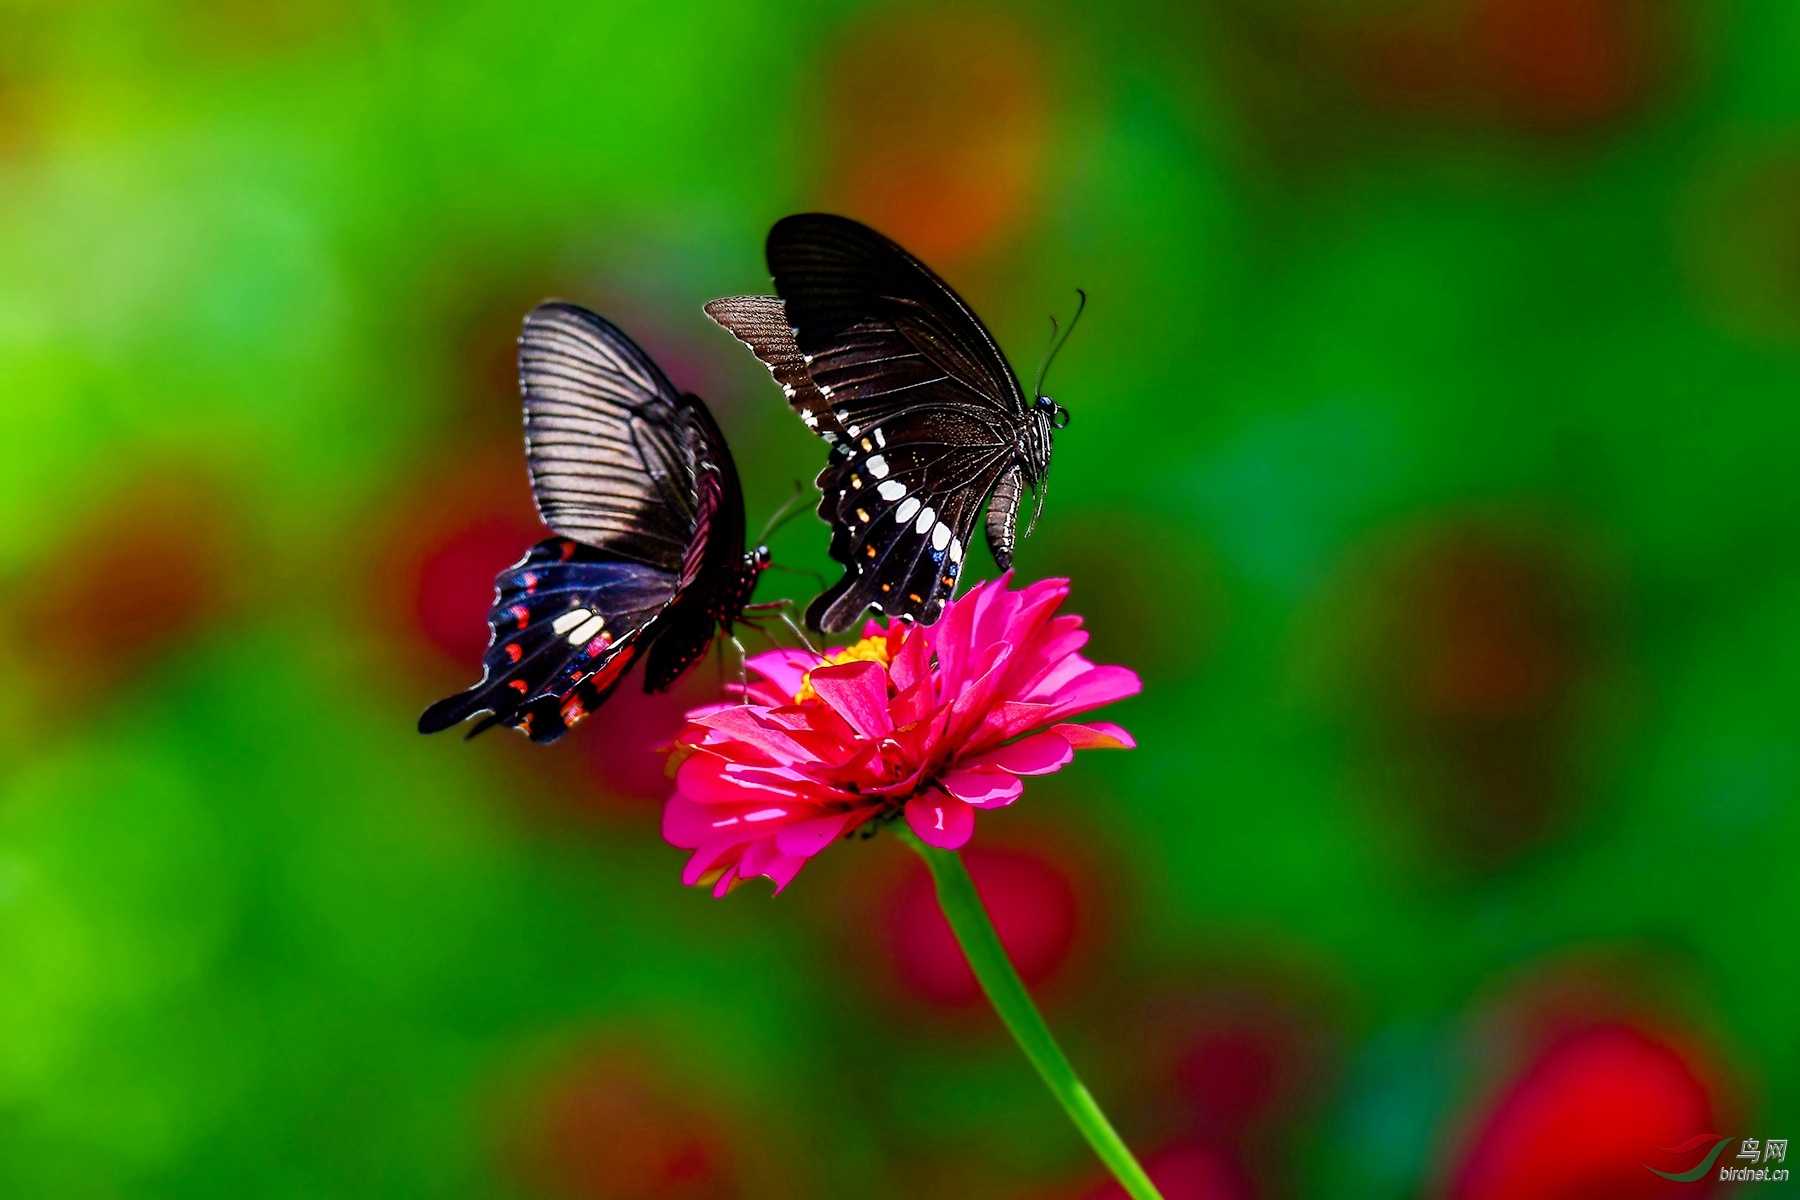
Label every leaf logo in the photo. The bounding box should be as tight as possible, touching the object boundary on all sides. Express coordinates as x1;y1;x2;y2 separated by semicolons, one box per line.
1645;1134;1734;1183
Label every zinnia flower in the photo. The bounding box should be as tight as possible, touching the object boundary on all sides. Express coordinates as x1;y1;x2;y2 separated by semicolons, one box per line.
661;574;1141;896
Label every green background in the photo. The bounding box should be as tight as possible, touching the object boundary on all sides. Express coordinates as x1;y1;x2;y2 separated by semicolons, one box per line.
1;1;1795;1196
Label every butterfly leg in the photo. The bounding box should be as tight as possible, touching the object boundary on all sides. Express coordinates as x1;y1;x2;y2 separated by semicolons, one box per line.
726;634;749;703
742;599;821;656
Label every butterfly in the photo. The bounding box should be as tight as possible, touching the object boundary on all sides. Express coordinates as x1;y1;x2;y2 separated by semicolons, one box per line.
705;212;1073;633
418;301;768;743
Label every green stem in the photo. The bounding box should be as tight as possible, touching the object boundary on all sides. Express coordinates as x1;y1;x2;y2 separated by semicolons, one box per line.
896;826;1164;1200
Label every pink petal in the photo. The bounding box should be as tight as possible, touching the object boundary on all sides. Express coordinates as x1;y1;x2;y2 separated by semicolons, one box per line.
689;706;808;763
1040;664;1143;716
808;659;894;739
939;765;1024;809
675;753;815;807
745;648;819;699
736;838;811;892
1053;721;1136;750
905;790;976;850
774;811;859;858
975;730;1073;775
888;623;934;692
711;864;741;898
756;850;810;894
662;793;741;848
682;835;747;887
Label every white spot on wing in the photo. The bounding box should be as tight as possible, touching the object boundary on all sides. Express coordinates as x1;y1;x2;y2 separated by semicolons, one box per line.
568;614;607;645
874;428;886;447
865;454;889;478
895;496;921;523
932;522;951;551
877;479;906;501
551;608;591;635
949;537;963;563
915;506;935;534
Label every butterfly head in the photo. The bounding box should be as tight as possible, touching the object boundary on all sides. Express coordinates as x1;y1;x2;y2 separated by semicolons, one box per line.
1035;394;1072;430
748;544;772;574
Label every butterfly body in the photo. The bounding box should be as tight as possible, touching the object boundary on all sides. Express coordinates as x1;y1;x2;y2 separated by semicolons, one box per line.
419;302;765;743
707;213;1069;633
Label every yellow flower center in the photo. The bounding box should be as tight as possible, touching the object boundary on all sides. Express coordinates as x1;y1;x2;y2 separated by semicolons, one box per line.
794;633;898;703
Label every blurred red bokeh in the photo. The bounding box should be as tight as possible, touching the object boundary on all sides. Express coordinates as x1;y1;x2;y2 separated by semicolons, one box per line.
881;844;1085;1008
1447;1023;1723;1200
506;1050;741;1200
6;470;241;701
1077;1140;1256;1200
378;449;545;673
818;8;1049;268
1335;521;1605;864
1352;0;1674;132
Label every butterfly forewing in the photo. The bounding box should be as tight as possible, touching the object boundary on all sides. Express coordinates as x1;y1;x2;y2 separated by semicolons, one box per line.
521;303;698;571
708;214;1046;632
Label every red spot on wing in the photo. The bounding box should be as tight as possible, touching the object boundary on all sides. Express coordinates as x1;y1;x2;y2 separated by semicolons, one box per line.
509;679;530;694
584;633;612;658
511;605;530;629
523;572;539;591
505;643;523;662
558;540;576;561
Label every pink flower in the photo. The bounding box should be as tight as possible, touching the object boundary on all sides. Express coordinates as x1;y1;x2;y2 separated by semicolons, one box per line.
661;574;1141;896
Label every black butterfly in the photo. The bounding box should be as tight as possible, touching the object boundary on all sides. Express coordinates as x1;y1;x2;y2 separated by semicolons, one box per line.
705;213;1072;633
418;302;767;743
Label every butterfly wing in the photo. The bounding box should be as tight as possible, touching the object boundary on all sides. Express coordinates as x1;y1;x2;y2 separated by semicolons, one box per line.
417;537;680;743
641;394;753;692
706;214;1035;631
521;302;697;571
421;303;753;741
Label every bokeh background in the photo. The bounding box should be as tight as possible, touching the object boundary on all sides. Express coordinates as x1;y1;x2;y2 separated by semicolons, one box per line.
2;0;1796;1196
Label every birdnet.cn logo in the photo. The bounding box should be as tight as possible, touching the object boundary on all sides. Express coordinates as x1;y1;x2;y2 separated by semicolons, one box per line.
1646;1134;1789;1184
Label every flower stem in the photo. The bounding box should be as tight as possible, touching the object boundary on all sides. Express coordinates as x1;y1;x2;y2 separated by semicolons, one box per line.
896;826;1164;1200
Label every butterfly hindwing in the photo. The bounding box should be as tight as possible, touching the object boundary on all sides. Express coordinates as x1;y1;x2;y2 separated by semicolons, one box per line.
418;537;682;743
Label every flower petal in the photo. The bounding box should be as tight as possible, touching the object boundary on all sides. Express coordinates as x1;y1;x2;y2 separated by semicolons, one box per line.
939;765;1023;809
1052;721;1136;750
1040;664;1143;717
976;730;1074;775
676;753;816;806
745;647;820;699
808;659;894;739
774;811;860;858
905;790;976;849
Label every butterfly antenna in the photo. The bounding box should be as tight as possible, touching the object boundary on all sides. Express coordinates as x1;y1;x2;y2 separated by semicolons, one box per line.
1030;314;1061;398
1031;288;1087;397
757;479;811;543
